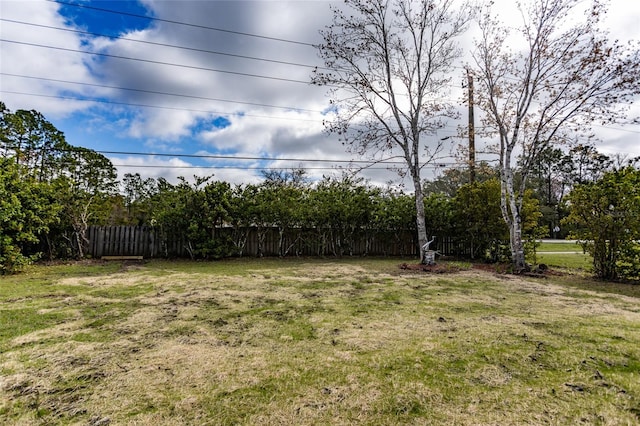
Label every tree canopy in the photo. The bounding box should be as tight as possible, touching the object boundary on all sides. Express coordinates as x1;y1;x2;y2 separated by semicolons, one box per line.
0;103;119;269
312;0;471;260
564;167;640;280
471;0;640;270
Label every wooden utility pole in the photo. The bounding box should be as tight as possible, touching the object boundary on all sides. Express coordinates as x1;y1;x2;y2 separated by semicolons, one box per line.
467;69;476;184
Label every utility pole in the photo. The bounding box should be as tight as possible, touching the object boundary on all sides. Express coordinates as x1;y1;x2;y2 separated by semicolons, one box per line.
467;68;476;184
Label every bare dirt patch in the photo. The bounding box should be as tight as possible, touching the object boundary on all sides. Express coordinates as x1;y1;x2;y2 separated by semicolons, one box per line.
399;262;465;273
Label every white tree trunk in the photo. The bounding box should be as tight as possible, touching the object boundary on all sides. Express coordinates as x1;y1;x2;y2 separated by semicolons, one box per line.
413;173;428;262
501;156;527;271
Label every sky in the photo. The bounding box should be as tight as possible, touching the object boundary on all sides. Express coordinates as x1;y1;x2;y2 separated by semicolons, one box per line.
1;0;639;188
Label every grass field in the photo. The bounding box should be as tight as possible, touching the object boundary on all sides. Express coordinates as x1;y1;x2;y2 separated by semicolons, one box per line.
1;258;639;425
534;241;592;270
536;241;584;253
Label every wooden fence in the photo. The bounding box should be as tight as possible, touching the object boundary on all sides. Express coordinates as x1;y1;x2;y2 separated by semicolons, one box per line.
86;225;475;259
86;226;158;258
85;226;433;258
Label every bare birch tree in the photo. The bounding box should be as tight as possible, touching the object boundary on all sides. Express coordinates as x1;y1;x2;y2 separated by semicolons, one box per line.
312;0;470;259
472;0;640;271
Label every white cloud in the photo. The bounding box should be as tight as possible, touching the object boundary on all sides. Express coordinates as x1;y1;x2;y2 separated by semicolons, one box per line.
1;0;638;187
0;1;105;116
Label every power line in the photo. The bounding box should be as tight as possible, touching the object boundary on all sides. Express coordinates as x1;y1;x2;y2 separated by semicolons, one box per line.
48;0;316;47
0;39;313;85
112;164;395;171
13;20;623;127
5;89;636;138
97;150;409;165
18;2;639;138
1;73;324;114
102;151;461;172
0;90;322;123
0;90;466;132
0;144;456;170
3;44;635;135
0;18;325;71
0;140;459;167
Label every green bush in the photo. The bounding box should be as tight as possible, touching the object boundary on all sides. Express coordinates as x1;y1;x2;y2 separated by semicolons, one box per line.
564;167;640;280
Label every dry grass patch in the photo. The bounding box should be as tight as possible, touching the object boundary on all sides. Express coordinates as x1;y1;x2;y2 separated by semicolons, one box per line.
1;258;639;425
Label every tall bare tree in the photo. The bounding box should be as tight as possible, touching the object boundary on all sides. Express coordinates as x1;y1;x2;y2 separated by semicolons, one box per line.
312;0;470;259
472;0;640;271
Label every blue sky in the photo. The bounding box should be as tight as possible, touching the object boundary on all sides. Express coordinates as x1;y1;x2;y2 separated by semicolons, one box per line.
59;1;151;36
1;0;639;186
1;0;342;184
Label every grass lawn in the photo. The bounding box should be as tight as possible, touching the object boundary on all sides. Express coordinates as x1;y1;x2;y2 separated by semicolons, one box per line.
536;241;584;253
535;252;592;270
533;241;592;271
1;258;639;425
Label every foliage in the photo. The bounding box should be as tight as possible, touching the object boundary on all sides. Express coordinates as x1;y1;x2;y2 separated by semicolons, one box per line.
376;190;416;231
149;176;234;259
141;173;420;259
0;158;60;273
422;192;453;239
0;103;121;264
424;161;498;197
228;184;259;256
309;175;379;256
5;100;632;271
312;0;471;254
55;148;119;258
119;172;159;226
0;103;68;182
472;0;640;270
451;179;544;262
527;145;618;239
452;179;508;260
564;167;640;280
254;170;308;257
371;190;417;256
90;172;551;262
